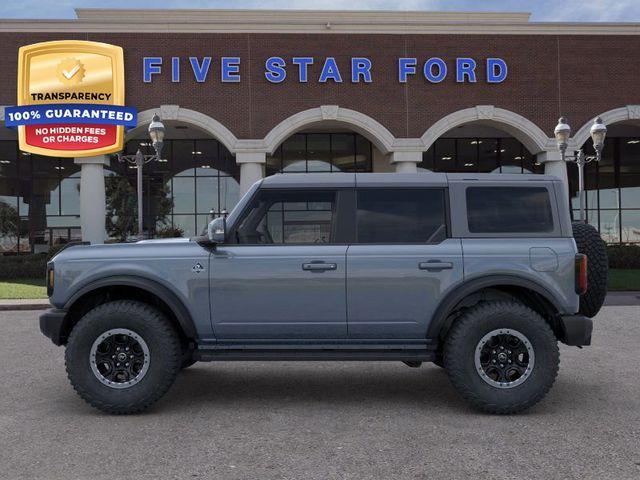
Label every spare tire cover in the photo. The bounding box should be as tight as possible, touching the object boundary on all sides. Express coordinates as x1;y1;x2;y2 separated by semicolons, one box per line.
572;222;609;317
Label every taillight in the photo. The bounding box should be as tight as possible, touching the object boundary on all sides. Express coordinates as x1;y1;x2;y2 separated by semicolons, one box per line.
575;254;588;295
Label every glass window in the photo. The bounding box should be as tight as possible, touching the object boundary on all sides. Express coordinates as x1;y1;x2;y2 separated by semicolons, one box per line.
332;134;355;172
478;138;499;173
354;134;372;172
172;177;195;214
236;190;335;244
466;187;554;233
282;134;306;173
434;138;455;172
196;176;219;214
306;134;331;172
356;188;447;243
456;138;479;171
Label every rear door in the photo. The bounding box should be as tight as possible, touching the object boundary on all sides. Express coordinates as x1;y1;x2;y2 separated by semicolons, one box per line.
346;187;463;338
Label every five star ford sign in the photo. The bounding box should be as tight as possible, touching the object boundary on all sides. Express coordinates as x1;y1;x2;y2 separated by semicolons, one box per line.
4;40;137;157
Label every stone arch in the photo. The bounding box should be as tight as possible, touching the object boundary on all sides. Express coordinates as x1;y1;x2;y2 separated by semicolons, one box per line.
263;105;396;155
420;105;553;154
127;105;239;154
572;105;640;148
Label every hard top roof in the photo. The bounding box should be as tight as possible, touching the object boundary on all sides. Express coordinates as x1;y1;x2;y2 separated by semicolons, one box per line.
259;172;559;188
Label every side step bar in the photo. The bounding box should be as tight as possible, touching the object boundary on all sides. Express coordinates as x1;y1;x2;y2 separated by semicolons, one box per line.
194;343;436;362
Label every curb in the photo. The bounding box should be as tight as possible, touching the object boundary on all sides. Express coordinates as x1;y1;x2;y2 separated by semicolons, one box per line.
0;301;50;312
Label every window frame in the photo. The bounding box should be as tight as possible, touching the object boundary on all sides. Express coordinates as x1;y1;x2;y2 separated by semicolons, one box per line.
227;187;352;246
353;187;450;245
449;182;563;238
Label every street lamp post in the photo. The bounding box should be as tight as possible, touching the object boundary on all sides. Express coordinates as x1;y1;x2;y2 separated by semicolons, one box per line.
117;114;166;240
554;116;607;224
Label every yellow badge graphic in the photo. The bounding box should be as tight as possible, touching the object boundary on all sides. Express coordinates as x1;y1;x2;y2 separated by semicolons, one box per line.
56;58;86;85
5;40;136;158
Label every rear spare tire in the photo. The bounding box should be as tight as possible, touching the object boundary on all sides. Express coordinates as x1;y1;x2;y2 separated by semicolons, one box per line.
572;222;608;317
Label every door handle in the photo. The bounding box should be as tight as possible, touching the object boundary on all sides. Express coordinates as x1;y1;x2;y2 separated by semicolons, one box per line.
302;262;337;272
419;261;454;271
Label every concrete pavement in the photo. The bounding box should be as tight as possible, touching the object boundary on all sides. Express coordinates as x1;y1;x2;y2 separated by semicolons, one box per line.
1;307;639;479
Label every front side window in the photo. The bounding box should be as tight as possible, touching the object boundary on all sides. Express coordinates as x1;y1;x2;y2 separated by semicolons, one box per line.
236;190;335;244
466;186;554;233
356;188;447;243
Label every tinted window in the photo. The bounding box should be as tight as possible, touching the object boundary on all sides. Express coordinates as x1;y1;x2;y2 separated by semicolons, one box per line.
236;190;335;244
466;187;554;233
356;189;447;243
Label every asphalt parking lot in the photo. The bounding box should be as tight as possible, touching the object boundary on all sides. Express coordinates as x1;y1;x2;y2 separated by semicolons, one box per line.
1;308;639;480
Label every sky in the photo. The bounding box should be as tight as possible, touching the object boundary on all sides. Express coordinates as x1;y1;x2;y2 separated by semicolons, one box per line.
0;0;639;22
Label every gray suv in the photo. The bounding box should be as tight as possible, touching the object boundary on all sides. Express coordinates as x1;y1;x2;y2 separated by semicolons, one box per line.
39;173;608;414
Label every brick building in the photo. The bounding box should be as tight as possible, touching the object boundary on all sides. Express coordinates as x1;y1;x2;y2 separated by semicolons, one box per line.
0;9;639;250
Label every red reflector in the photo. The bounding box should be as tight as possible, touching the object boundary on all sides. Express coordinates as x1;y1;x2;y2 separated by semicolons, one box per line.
575;254;588;295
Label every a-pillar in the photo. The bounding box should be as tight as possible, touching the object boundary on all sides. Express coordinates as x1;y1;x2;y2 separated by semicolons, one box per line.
237;152;266;195
74;155;109;244
537;151;569;197
390;151;421;173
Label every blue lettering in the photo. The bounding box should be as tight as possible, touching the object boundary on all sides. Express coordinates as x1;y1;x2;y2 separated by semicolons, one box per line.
221;57;241;83
189;57;211;83
292;57;314;82
398;58;417;83
143;57;162;83
351;57;372;83
456;58;476;83
319;57;342;83
424;58;447;83
171;57;180;83
265;56;287;83
487;58;508;83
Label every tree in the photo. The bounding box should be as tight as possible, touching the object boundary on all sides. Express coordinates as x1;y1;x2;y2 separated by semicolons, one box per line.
0;201;20;248
105;176;173;241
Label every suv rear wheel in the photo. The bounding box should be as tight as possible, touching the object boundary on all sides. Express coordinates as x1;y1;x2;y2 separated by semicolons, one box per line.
65;300;182;414
443;301;559;414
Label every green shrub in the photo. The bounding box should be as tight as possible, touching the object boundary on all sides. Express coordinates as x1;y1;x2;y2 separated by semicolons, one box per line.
607;244;640;269
155;226;184;238
0;254;47;280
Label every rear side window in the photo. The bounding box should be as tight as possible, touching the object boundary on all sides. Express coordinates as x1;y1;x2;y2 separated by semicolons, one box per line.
466;186;554;233
356;188;447;243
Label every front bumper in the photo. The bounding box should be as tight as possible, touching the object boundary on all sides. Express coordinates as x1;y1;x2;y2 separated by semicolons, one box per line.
39;308;68;346
558;314;593;346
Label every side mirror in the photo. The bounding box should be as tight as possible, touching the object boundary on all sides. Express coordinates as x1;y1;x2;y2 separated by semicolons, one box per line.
207;216;226;244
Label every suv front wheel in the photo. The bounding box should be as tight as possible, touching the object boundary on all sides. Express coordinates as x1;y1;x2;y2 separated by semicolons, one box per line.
65;300;182;414
443;301;559;414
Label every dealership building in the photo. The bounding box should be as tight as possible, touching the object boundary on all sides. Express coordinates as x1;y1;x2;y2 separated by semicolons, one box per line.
1;8;640;252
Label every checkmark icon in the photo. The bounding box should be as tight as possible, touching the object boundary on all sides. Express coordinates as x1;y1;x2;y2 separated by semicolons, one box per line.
62;64;80;79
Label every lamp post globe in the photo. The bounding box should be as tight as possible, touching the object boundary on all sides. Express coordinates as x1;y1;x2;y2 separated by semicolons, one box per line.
554;117;571;156
590;116;607;155
148;113;165;158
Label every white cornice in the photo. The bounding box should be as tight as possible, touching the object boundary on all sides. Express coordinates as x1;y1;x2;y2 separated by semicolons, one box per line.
0;9;638;35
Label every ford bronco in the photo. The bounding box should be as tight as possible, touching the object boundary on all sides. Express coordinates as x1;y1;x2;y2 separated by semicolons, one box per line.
39;173;608;414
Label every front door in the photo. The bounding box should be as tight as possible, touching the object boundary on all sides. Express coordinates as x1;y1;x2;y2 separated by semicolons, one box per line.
346;187;463;338
210;188;349;339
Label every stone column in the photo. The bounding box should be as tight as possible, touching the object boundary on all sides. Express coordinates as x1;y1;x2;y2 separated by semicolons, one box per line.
537;151;568;196
390;151;422;173
74;155;109;244
237;152;266;195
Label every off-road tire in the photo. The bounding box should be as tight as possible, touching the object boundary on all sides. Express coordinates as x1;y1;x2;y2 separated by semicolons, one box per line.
572;222;608;318
65;300;182;414
444;301;559;414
